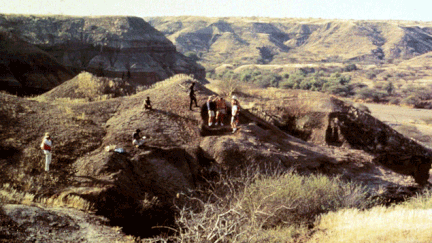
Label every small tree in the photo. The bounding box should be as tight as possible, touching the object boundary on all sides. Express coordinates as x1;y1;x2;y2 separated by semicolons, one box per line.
184;51;200;62
384;82;394;95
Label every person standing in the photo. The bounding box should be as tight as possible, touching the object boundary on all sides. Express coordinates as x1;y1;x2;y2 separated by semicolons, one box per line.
207;96;217;126
189;82;198;110
40;133;53;172
231;96;240;133
215;97;227;126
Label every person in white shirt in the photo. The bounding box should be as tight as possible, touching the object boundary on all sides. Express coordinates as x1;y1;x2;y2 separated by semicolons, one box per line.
132;129;146;148
231;96;240;133
40;133;53;172
206;96;216;126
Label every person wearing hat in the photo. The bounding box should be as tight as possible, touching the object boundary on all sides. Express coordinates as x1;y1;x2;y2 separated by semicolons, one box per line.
40;133;53;171
132;129;146;148
231;96;240;133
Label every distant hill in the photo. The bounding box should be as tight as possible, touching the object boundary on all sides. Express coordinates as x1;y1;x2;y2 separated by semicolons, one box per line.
145;16;432;68
0;14;205;94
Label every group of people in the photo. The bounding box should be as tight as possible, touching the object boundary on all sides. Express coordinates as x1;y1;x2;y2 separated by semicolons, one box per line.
40;81;241;171
190;82;240;133
205;95;240;133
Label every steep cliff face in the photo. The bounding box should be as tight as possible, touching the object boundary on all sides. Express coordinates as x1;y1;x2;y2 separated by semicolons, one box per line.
0;14;205;89
146;16;432;67
0;31;74;95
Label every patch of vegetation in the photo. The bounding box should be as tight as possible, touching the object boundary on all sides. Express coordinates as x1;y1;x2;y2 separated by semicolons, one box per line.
184;51;200;62
151;171;372;242
208;66;356;97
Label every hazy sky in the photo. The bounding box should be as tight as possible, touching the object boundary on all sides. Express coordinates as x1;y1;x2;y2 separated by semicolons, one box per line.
2;0;432;21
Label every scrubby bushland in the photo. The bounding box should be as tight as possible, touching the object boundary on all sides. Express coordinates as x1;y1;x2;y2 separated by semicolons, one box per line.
208;67;356;97
355;87;389;102
150;171;371;243
208;65;432;109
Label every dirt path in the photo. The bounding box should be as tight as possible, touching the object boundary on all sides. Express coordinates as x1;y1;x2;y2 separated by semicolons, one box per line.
364;103;432;125
363;103;432;148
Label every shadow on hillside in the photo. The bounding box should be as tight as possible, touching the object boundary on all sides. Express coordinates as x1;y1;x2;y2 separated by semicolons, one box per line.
0;146;21;161
149;108;197;123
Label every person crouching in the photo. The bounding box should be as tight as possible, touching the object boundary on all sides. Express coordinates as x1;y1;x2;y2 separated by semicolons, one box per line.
143;96;152;111
132;129;146;148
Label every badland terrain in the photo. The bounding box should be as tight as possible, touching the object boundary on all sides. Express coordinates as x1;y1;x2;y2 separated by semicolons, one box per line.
1;15;432;242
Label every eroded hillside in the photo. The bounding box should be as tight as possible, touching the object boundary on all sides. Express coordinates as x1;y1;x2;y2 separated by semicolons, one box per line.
146;16;432;67
1;75;431;240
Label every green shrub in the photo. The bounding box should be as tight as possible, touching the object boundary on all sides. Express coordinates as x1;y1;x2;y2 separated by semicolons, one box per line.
280;79;296;89
184;51;200;62
242;173;369;227
383;82;395;95
388;97;401;105
343;64;358;72
401;95;420;107
356;87;388;102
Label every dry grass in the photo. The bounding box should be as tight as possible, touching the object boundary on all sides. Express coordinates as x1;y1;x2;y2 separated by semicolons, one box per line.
310;207;432;243
310;189;432;243
0;183;95;212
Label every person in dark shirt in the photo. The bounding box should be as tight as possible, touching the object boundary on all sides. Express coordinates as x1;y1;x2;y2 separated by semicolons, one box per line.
189;82;198;110
143;96;152;110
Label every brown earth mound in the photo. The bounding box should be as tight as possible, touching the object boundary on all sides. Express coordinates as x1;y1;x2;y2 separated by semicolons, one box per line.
39;72;135;101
